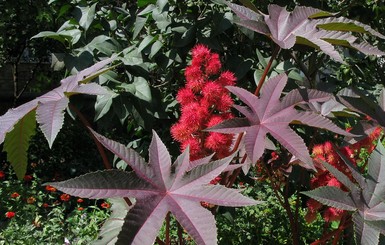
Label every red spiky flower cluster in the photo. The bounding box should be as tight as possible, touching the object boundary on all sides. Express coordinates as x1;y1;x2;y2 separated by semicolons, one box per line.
171;44;236;160
306;127;383;223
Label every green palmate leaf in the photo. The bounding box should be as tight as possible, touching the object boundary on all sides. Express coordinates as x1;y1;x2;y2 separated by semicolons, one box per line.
3;110;36;180
47;130;260;245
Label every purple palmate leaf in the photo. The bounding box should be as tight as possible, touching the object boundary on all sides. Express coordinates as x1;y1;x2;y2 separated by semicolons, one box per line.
46;130;260;245
0;56;115;148
303;142;385;244
225;2;385;63
206;73;352;170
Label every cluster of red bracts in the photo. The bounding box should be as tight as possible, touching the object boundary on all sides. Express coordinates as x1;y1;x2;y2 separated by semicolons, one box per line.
171;44;236;160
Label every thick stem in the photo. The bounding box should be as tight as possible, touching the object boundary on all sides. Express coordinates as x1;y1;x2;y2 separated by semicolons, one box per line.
69;103;133;208
254;46;281;96
165;212;170;245
156;237;166;245
69;104;112;170
177;222;184;245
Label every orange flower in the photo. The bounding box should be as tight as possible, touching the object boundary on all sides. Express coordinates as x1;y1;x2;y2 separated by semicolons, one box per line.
5;211;15;219
77;207;84;211
45;185;56;192
77;198;84;203
10;192;20;198
27;196;36;204
101;202;110;209
60;194;70;202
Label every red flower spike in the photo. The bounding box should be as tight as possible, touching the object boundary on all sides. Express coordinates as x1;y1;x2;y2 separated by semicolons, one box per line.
77;198;84;203
217;71;236;86
172;44;236;160
204;132;232;152
205;53;222;75
323;207;344;222
181;137;201;157
202;82;224;105
326;153;339;166
216;94;234;112
176;87;196;106
312;144;324;156
42;203;49;208
180;102;209;129
185;65;202;80
323;141;333;154
327;177;342;188
191;44;211;60
206;115;225;128
171;122;196;142
307;198;322;212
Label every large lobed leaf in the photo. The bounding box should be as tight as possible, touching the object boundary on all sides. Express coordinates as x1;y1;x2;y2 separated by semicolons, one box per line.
303;142;385;244
206;73;351;170
46;130;260;245
224;1;385;63
3;110;36;179
0;57;115;179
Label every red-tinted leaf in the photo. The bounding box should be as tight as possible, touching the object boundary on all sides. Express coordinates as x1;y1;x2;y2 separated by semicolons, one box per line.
47;131;259;245
225;1;385;63
304;143;385;243
207;74;348;168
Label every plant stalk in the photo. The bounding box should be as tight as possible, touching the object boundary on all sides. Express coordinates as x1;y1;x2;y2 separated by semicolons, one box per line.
165;212;170;245
69;103;133;209
254;45;281;96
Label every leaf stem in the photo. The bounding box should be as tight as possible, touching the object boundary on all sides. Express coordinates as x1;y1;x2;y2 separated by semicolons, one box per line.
254;45;281;96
